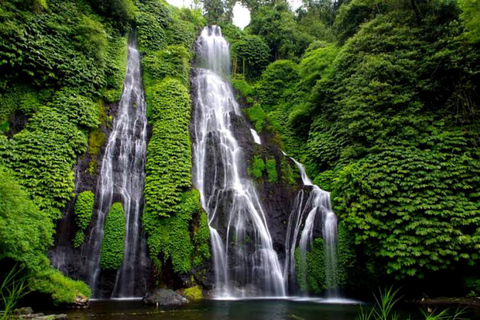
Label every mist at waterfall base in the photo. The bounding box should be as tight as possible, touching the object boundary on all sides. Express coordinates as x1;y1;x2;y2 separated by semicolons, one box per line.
192;25;344;300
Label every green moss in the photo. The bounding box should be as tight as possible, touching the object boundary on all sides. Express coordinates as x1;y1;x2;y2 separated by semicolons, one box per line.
87;128;106;174
248;155;265;179
30;268;91;305
99;202;125;270
265;159;278;183
183;285;202;300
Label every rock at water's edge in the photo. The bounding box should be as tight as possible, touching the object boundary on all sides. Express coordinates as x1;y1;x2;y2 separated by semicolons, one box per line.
143;288;189;306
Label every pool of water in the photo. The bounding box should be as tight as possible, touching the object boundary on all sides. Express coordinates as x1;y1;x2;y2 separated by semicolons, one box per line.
43;298;480;320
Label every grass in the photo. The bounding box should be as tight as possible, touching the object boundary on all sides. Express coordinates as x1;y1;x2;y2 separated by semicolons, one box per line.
1;265;29;320
357;287;466;320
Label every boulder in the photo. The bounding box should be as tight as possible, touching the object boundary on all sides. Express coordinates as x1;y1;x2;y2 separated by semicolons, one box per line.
143;288;189;306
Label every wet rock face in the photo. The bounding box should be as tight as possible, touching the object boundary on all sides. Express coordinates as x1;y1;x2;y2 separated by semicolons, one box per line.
143;289;189;306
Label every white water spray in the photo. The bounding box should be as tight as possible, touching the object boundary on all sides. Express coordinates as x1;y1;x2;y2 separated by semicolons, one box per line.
192;26;285;298
284;157;339;297
81;36;149;298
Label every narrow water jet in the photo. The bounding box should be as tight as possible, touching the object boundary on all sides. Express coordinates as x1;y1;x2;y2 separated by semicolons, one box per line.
192;26;286;298
81;35;150;298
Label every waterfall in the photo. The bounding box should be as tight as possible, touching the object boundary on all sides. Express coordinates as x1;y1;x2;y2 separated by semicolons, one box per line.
81;35;149;298
284;157;339;297
192;26;286;298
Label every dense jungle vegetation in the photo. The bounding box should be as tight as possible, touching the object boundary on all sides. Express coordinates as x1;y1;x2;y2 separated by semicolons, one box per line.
1;0;480;310
216;0;480;297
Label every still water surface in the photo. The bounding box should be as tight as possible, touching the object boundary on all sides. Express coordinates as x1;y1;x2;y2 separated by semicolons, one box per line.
46;299;480;320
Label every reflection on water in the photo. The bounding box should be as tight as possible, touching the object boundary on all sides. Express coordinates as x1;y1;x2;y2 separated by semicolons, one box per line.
55;300;361;320
42;299;480;320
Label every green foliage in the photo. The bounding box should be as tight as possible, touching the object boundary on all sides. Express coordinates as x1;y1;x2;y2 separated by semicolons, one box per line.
50;89;100;129
265;158;277;183
248;155;265;179
144;78;192;218
0;166;53;271
459;0;480;43
0;84;44;123
334;0;378;44
336;222;356;287
142;45;191;87
74;191;94;231
73;191;94;248
193;211;211;267
280;157;296;186
99;202;125;270
183;285;202;300
0;265;28;320
135;0;172;53
334;142;480;279
143;191;202;273
138;0;207;281
231;35;270;80
0;107;87;217
73;231;86;249
88;0;136;33
356;287;402;320
29;268;91;305
245;104;267;132
0;0;126;96
295;238;325;295
256;60;299;111
247;2;313;59
232;78;254;98
201;0;232;24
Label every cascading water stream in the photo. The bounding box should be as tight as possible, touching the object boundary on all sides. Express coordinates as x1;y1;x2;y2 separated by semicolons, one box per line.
192;26;286;298
284;157;339;297
81;35;149;298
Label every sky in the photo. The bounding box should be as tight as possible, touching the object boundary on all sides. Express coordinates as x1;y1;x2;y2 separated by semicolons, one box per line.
165;0;303;30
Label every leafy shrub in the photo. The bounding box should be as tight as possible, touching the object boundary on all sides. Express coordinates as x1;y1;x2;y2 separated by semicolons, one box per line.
231;35;270;80
99;202;125;270
0;166;53;271
0;107;87;217
143;191;201;273
50;89;100;129
245;104;267;133
144;79;192;219
142;45;191;87
29;268;91;305
248;155;265;179
73;191;94;248
256;60;299;111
